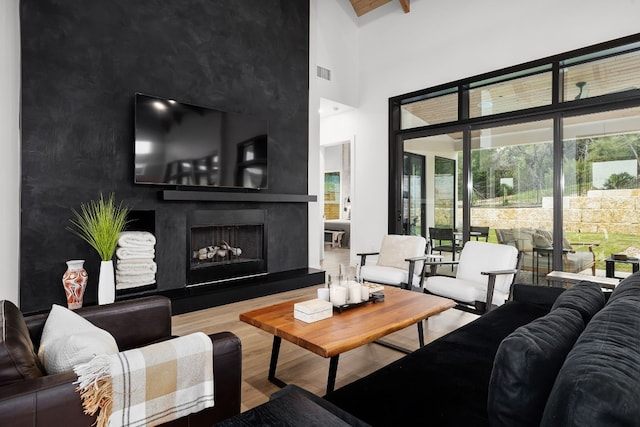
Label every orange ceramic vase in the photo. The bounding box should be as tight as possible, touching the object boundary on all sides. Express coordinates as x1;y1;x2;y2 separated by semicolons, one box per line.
62;260;88;310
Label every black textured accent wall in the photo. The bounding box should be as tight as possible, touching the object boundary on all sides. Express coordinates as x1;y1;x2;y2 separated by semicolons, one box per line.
19;0;311;314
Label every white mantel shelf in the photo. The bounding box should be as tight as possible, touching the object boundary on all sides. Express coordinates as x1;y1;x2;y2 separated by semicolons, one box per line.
161;190;317;203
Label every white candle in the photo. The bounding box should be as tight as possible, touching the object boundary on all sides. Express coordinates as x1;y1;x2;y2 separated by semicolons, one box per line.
349;283;362;303
317;287;330;302
361;285;370;301
330;286;347;306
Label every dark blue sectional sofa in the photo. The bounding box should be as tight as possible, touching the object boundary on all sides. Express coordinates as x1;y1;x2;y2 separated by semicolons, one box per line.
322;275;640;426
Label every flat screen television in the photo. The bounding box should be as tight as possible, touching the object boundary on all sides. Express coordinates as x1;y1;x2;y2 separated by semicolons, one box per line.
134;93;268;190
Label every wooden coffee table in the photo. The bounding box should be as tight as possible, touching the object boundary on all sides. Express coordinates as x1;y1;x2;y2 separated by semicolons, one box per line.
240;286;455;393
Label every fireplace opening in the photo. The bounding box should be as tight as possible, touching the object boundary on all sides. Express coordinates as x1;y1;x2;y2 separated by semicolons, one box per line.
187;210;267;286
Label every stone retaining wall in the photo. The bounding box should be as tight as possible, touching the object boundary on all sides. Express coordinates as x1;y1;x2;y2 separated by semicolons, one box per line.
468;189;640;235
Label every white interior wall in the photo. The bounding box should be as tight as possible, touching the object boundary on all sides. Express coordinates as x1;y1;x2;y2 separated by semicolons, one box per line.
320;110;357;146
0;0;21;304
324;145;342;171
308;0;322;270
344;0;640;258
314;0;359;107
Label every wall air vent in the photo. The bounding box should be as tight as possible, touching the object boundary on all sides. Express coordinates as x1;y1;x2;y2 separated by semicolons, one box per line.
317;65;331;81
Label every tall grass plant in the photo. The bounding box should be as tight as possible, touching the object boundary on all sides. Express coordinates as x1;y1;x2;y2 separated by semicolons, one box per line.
67;193;130;261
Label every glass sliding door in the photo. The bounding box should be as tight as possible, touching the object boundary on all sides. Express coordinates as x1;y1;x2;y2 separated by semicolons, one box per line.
469;120;554;284
402;153;426;236
434;156;456;228
563;106;640;278
404;133;461;240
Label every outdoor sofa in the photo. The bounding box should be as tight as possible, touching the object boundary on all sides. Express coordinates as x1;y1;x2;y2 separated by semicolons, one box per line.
495;227;597;276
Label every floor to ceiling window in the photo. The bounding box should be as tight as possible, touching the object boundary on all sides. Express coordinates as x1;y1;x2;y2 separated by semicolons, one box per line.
390;33;640;284
470;120;555;284
563;106;640;277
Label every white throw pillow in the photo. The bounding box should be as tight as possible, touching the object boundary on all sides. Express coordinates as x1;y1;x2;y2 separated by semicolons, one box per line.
377;235;425;270
37;304;118;374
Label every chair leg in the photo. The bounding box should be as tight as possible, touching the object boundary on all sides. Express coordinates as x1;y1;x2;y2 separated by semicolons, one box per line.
485;275;497;313
407;261;416;290
474;301;487;313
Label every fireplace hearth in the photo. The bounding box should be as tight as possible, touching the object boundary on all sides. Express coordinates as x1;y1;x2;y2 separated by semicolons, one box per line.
187;209;267;286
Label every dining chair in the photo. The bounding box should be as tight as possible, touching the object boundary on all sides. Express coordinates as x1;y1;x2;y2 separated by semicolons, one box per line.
470;226;490;242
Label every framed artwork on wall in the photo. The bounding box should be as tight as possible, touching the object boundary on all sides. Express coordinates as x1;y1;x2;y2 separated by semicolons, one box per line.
324;172;340;219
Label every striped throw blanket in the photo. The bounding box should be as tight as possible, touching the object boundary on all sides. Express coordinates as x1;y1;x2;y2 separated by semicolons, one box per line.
74;332;214;427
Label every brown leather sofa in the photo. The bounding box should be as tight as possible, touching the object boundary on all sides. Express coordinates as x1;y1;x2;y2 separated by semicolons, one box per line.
0;296;242;426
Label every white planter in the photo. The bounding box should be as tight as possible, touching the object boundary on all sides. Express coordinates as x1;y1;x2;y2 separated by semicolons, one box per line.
98;260;115;305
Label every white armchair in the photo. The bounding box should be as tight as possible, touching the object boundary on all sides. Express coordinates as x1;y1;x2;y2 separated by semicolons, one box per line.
357;234;433;289
422;241;520;314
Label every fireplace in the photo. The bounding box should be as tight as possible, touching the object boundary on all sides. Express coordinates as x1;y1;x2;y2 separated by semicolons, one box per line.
187;209;267;286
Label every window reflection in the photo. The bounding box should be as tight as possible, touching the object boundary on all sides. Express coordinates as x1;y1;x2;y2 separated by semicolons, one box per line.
563;44;640;101
469;70;552;118
400;89;458;129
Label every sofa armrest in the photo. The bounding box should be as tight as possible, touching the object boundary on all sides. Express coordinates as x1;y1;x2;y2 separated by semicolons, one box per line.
271;385;370;427
404;255;444;289
0;331;242;427
199;331;242;425
569;241;599;249
511;284;565;310
405;254;444;262
0;371;92;426
423;259;459;276
357;252;379;267
481;269;519;313
26;296;173;350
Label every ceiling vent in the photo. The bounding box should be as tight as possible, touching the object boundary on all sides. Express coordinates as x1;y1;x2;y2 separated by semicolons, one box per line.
317;65;331;81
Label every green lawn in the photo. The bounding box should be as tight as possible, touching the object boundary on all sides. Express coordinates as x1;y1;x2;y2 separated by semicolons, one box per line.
565;231;639;272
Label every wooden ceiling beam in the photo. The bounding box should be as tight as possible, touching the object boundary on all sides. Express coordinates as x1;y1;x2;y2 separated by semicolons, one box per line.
349;0;411;17
349;0;392;17
399;0;410;14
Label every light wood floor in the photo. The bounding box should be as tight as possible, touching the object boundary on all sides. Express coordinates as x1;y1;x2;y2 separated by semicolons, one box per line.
171;247;477;412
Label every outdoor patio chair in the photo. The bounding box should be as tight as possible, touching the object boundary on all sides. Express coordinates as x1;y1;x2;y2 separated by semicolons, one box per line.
428;227;461;261
470;226;490;242
494;228;598;278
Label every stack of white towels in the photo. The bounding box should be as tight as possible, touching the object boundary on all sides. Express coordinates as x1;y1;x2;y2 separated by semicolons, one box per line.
115;231;157;290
